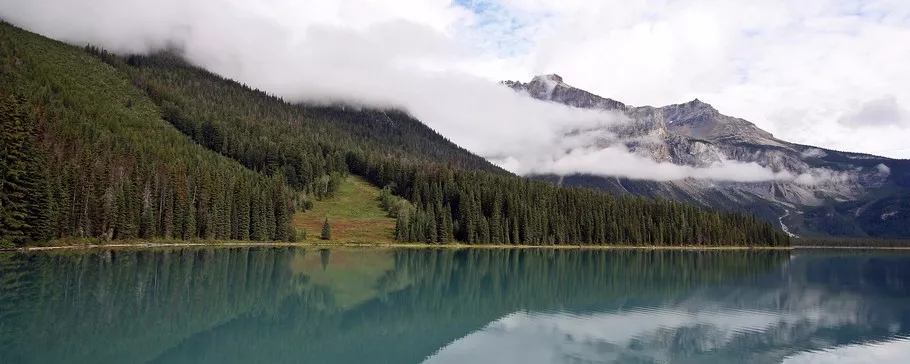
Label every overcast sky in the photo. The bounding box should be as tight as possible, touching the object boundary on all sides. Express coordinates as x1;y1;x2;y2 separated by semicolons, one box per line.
2;0;908;181
455;0;910;159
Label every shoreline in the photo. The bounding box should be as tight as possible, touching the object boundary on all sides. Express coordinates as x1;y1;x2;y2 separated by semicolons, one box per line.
5;240;910;252
6;241;793;252
4;241;908;252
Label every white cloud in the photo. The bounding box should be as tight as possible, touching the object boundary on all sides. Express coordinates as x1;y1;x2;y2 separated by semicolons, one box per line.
495;144;845;184
1;0;907;185
877;163;891;175
458;0;910;159
783;337;910;364
838;95;910;128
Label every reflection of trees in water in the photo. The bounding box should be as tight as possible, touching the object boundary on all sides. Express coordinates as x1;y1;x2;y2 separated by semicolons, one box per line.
319;249;332;271
0;253;37;361
522;253;910;364
0;248;300;364
147;249;792;364
3;249;910;364
389;249;788;312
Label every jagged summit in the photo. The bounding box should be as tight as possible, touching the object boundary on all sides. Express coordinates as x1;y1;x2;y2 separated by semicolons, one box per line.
667;98;719;114
503;74;628;111
531;73;565;84
497;71;910;240
503;74;777;144
684;98;714;109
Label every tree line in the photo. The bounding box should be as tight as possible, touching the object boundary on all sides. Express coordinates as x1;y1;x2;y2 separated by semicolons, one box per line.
356;156;789;246
0;23;295;245
0;22;790;246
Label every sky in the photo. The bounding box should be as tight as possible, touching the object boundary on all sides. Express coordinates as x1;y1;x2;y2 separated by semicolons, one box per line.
2;0;909;182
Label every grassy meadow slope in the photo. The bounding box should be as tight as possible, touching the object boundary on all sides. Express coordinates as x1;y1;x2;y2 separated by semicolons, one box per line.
294;176;396;243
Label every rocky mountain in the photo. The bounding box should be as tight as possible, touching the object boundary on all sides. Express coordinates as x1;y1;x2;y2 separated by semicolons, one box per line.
503;74;910;238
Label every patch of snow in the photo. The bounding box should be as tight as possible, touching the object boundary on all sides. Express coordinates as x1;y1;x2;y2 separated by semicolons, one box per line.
779;209;798;238
800;148;827;159
848;154;878;160
877;163;891;175
540;76;559;100
882;211;899;220
776;201;796;209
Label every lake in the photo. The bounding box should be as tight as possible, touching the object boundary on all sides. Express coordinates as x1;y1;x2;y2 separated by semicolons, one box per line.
1;248;909;363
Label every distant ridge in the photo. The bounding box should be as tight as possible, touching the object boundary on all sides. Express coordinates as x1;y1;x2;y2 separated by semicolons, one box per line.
503;74;910;238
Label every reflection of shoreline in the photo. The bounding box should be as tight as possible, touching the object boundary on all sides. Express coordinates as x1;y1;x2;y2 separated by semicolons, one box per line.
6;241;802;252
5;248;907;364
793;246;910;251
14;242;910;254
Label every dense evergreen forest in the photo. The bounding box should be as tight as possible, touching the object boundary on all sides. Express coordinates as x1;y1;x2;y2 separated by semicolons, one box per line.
0;23;296;245
0;22;790;247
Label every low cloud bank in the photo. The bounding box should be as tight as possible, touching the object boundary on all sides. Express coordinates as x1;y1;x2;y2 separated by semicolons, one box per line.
494;145;843;184
0;0;844;184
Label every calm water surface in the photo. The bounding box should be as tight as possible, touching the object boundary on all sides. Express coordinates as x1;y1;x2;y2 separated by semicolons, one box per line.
2;248;909;363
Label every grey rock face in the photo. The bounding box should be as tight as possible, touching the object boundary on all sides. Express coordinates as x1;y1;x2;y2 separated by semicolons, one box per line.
504;75;910;238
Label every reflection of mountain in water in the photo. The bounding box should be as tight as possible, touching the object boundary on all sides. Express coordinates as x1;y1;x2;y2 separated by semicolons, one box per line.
1;249;909;364
427;253;910;364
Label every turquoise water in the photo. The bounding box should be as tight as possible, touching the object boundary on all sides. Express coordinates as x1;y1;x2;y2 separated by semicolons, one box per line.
1;248;909;363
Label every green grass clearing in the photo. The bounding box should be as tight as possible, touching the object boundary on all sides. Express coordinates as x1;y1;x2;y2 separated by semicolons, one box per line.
293;176;396;243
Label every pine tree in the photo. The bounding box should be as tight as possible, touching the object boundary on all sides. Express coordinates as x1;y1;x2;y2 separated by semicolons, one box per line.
426;207;438;244
0;94;48;243
395;211;410;242
321;217;332;240
441;203;455;243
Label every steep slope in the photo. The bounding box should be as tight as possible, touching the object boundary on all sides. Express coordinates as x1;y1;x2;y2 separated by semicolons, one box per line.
119;51;787;246
505;74;910;238
0;22;295;245
0;22;789;247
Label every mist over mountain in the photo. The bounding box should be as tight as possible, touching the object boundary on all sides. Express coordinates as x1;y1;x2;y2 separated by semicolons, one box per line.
503;74;910;238
1;0;907;240
3;0;908;185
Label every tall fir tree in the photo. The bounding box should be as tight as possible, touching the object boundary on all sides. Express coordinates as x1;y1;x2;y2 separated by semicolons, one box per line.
321;217;332;240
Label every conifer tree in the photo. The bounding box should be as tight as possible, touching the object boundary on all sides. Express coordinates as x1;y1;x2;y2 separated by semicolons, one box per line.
321;217;331;240
0;94;47;243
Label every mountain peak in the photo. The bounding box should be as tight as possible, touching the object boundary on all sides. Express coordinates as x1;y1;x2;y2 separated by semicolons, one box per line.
532;73;565;84
683;98;716;111
502;73;629;111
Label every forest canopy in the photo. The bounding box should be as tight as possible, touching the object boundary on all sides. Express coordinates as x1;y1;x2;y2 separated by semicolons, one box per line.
0;22;789;247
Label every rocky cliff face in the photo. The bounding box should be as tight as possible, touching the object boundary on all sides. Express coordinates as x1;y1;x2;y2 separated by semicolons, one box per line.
503;74;910;238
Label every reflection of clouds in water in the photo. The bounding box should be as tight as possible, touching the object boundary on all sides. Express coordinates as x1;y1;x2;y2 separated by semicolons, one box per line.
681;286;869;332
422;286;884;364
783;337;910;364
493;308;790;346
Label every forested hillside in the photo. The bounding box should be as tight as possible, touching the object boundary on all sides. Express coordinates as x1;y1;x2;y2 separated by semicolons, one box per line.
0;22;790;247
0;22;296;245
